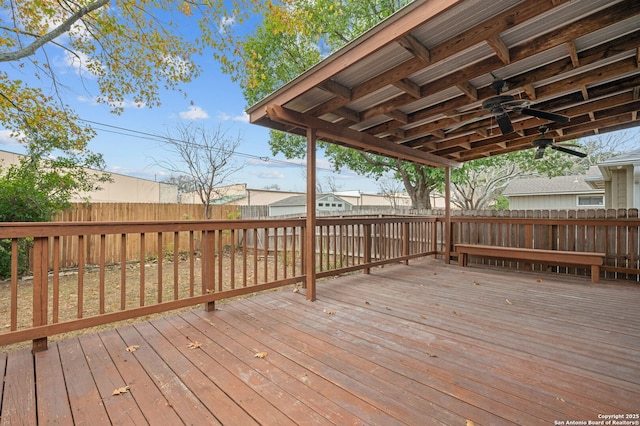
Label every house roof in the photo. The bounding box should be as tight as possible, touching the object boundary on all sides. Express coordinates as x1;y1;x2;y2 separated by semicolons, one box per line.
248;0;640;169
269;194;351;207
503;167;603;196
598;148;640;166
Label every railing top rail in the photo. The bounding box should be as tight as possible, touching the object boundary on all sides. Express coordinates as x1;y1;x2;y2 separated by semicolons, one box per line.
0;218;307;238
446;217;640;225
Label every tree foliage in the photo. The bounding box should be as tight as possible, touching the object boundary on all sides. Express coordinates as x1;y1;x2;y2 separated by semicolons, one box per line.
0;0;262;147
0;131;111;222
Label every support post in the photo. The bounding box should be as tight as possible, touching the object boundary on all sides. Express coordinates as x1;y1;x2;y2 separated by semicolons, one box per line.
305;127;317;301
444;167;452;264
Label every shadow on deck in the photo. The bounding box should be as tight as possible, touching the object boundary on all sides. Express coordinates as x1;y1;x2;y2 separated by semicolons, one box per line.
1;258;638;425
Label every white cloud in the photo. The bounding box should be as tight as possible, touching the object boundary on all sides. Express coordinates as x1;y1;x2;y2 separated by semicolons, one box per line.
218;16;236;34
62;50;101;76
0;129;23;146
218;111;249;123
77;95;145;109
253;169;286;179
179;106;209;120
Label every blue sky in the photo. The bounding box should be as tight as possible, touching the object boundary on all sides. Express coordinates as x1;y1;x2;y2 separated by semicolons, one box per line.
0;9;384;194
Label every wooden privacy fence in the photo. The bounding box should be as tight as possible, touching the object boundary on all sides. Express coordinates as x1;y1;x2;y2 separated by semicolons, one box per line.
0;216;436;349
449;209;640;279
52;203;240;268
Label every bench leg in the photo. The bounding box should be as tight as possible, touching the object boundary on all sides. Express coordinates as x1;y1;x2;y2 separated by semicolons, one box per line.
458;252;467;267
591;265;600;283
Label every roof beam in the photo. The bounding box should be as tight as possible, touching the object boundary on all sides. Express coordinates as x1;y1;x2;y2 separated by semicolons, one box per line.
393;78;421;98
456;81;478;101
397;34;431;64
265;105;461;169
487;35;510;65
319;80;352;101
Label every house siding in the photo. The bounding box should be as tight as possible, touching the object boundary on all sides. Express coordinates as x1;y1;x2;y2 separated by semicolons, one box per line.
508;194;603;210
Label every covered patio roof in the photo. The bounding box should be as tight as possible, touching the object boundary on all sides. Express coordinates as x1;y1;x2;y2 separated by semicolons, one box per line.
248;0;640;168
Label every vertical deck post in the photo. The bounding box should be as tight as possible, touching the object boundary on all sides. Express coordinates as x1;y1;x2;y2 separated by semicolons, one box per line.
444;167;452;264
305;127;317;301
32;237;49;352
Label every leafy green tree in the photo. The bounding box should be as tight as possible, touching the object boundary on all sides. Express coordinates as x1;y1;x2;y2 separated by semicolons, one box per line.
0;0;262;147
0;131;111;221
0;131;111;277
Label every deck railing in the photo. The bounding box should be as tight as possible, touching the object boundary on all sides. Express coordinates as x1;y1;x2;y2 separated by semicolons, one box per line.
0;216;437;349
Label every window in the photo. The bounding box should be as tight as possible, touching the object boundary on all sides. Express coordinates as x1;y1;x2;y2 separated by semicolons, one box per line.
331;203;336;207
577;195;604;206
318;203;324;207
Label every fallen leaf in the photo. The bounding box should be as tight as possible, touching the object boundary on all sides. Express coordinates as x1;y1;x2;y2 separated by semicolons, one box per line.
420;314;427;320
453;311;461;316
126;345;139;352
473;280;480;285
188;341;202;349
556;397;566;403
323;309;336;315
536;278;542;283
466;420;475;426
254;351;268;358
385;307;391;311
112;386;130;396
426;352;438;358
292;287;299;293
364;301;370;305
505;299;512;305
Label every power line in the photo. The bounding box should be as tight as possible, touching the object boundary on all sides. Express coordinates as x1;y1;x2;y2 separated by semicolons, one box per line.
78;118;336;172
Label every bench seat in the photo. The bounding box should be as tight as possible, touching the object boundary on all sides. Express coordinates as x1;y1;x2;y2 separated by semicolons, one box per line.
455;244;605;283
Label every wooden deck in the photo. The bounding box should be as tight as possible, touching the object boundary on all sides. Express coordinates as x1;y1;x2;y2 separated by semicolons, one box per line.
1;258;638;425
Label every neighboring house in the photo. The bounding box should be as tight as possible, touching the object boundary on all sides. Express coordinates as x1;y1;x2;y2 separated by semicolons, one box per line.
503;166;605;210
591;148;640;209
196;183;418;208
268;194;353;217
0;149;178;203
181;183;304;206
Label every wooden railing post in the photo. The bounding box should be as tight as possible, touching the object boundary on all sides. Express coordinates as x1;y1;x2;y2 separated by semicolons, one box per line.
402;222;410;265
203;230;216;312
32;237;49;352
363;224;372;274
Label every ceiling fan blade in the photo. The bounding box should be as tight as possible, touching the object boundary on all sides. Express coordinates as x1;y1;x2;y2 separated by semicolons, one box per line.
445;113;490;133
520;108;569;124
534;147;545;159
495;111;514;135
550;145;587;158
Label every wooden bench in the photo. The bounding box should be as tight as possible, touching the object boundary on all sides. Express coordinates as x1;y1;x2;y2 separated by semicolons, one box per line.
455;244;605;283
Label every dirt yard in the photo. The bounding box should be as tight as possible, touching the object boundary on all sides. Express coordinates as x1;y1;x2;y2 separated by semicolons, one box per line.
0;253;301;351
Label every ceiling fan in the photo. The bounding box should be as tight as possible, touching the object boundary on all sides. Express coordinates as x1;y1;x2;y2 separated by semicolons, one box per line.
532;126;587;159
448;79;570;135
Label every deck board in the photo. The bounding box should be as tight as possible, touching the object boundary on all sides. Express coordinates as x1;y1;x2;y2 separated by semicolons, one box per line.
1;258;639;425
